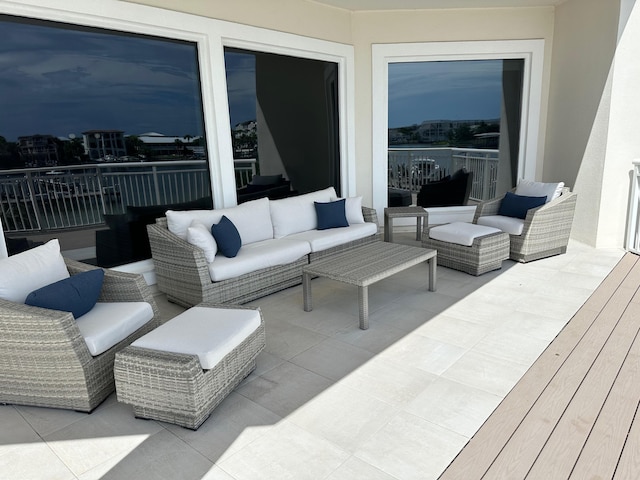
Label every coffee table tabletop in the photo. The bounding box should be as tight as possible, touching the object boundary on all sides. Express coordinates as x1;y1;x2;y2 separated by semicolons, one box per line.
302;242;437;329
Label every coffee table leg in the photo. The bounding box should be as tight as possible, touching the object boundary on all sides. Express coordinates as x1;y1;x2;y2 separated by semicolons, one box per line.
358;285;369;330
303;272;312;312
416;217;422;241
386;218;393;243
428;256;437;291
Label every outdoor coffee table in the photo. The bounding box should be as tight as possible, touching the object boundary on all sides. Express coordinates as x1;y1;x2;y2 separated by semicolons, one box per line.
302;242;437;330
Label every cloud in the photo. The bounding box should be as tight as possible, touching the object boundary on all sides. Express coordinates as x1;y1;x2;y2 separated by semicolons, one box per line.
0;18;204;140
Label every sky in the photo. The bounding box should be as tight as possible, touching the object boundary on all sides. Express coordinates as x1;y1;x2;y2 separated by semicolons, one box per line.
388;60;503;128
224;51;256;128
0;17;205;142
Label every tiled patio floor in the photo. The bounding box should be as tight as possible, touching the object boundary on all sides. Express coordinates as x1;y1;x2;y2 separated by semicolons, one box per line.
0;233;625;480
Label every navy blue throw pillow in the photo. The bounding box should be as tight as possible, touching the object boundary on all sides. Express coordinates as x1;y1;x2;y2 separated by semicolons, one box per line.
25;268;105;319
314;199;349;230
211;215;242;257
498;191;547;219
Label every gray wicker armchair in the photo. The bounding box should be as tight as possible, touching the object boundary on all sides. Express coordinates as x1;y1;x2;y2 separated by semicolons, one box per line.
473;187;577;263
0;258;161;412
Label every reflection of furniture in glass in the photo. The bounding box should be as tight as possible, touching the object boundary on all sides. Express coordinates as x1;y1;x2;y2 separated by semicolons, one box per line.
302;242;437;330
384;206;429;242
474;187;577;263
96;197;213;267
236;174;294;204
115;303;265;430
422;222;510;275
387;187;412;207
417;168;473;207
0;258;159;412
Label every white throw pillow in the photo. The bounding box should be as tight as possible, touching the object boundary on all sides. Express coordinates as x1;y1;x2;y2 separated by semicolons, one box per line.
332;196;365;224
166;197;273;245
0;239;70;303
270;187;337;238
515;179;564;203
187;220;217;263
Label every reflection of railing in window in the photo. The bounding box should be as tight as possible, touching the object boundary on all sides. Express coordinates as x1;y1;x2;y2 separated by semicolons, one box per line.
388;147;499;201
0;160;255;233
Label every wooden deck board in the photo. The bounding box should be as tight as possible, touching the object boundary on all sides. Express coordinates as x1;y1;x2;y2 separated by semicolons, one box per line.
440;253;640;480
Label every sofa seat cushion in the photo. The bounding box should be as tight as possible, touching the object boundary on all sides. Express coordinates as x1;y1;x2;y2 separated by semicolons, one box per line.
208;238;310;282
287;222;378;253
428;222;502;247
130;306;262;370
76;302;155;356
166;197;273;246
477;215;525;235
269;187;337;238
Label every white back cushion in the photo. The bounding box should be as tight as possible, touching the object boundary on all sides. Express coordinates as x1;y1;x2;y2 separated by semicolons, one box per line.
332;196;365;224
270;187;337;238
516;179;564;203
166;197;273;245
0;239;69;303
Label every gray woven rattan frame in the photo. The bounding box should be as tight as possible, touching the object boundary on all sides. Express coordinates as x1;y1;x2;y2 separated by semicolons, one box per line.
472;187;577;263
0;258;160;412
147;206;380;307
114;303;266;430
421;228;510;276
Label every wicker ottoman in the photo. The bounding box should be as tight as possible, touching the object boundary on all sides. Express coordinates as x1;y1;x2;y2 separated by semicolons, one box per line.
422;222;510;275
114;303;265;430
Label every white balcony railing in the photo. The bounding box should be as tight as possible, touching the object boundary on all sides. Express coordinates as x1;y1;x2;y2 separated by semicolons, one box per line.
388;147;499;201
0;159;256;233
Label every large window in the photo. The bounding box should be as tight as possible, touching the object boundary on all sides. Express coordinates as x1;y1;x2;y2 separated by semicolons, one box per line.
372;40;544;212
0;14;211;266
224;47;341;203
387;59;524;202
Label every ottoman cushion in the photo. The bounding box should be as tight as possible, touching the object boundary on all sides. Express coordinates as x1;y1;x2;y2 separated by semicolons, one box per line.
131;306;261;369
429;222;502;247
476;215;525;235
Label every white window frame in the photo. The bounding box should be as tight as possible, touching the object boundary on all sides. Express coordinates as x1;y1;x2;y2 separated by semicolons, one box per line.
371;39;544;212
0;0;356;207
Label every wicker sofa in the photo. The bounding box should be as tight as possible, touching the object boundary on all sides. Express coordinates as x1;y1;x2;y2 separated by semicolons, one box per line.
147;187;380;307
0;250;160;412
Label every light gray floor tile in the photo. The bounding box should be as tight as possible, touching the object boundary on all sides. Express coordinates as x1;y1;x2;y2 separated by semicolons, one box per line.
236;361;333;418
0;440;76;480
404;377;503;438
164;392;281;463
287;382;397;452
355;411;468;480
471;329;551;366
326;456;398;480
218;420;350;480
413;313;493;349
380;334;468;376
290;337;375;380
263;319;328;360
77;429;213;480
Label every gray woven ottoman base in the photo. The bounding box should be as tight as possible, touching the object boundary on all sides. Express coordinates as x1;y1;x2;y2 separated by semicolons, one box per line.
114;303;265;430
422;224;510;276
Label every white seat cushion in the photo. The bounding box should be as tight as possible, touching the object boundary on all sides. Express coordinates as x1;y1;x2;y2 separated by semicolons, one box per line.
429;222;502;247
76;302;154;356
208;238;310;281
131;306;261;370
287;222;378;252
476;215;525;235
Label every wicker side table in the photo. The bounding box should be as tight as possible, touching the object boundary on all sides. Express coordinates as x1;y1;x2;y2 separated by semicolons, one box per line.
384;206;429;243
422;223;509;276
114;303;265;430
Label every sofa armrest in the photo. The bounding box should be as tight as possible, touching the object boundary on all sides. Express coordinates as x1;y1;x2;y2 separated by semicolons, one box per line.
473;196;504;222
521;190;577;237
362;206;379;227
63;258;160;322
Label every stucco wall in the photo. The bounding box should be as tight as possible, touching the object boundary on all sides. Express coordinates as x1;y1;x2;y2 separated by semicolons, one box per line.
545;0;620;247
